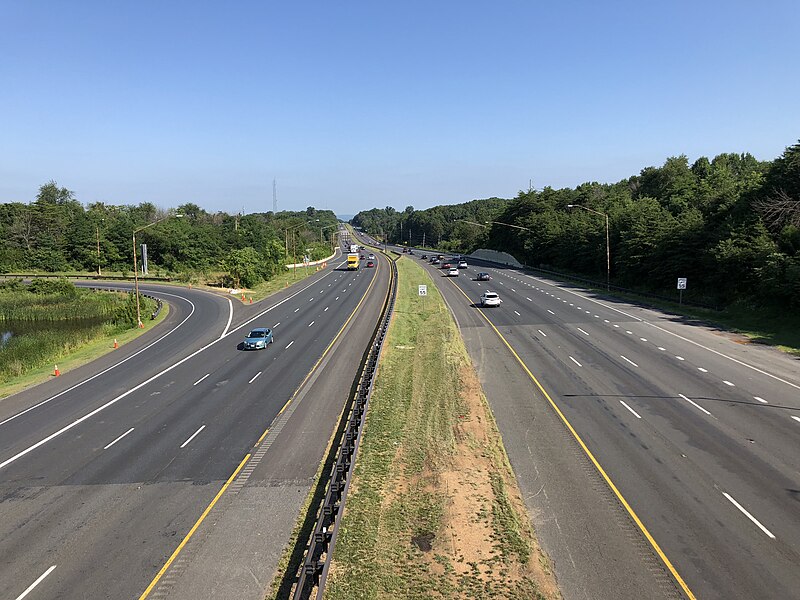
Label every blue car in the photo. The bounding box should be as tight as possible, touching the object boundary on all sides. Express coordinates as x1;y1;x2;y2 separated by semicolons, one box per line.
242;327;273;350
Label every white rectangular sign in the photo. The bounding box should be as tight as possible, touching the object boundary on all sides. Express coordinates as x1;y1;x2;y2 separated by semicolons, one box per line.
418;285;427;296
677;277;687;290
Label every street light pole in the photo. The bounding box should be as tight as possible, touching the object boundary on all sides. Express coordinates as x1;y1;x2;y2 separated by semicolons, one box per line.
567;204;610;290
96;224;102;276
132;213;183;328
485;220;532;232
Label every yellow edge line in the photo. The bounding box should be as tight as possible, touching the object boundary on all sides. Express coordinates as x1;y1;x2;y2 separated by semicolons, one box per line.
138;453;252;599
255;255;385;444
447;280;697;600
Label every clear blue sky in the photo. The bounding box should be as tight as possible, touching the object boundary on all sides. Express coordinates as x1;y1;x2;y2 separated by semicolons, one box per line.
1;0;797;218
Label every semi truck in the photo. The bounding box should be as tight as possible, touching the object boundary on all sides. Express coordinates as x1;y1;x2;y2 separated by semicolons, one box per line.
347;253;360;270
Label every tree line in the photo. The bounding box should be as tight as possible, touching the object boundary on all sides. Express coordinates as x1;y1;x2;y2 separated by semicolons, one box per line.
0;184;339;288
352;141;800;309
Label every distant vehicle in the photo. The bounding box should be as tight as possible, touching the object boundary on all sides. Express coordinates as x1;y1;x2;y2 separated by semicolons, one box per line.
350;244;359;253
421;254;428;260
409;250;414;255
458;260;468;269
447;267;459;276
360;254;365;259
368;254;375;259
347;253;360;270
480;291;502;307
366;261;375;268
476;272;491;281
442;263;452;269
243;327;273;350
431;258;440;264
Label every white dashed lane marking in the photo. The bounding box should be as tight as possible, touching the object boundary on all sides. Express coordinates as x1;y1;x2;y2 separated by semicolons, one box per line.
620;401;642;419
569;356;582;367
678;393;712;416
620;355;639;368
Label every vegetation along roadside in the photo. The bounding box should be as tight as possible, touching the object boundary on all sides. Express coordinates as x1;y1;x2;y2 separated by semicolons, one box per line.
324;257;560;599
0;278;162;398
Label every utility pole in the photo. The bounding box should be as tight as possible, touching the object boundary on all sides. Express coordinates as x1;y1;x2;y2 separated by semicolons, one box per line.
273;179;277;214
422;231;426;248
96;224;102;276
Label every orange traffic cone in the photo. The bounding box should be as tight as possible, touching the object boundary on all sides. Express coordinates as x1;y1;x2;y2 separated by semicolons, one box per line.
249;297;253;304
54;365;60;377
113;338;118;349
241;293;245;301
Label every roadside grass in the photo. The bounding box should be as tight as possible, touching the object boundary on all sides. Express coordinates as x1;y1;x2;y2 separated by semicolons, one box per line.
0;296;166;399
325;258;560;600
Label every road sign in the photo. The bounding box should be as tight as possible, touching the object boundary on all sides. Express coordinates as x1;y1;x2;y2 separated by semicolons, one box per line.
418;285;427;296
677;278;687;290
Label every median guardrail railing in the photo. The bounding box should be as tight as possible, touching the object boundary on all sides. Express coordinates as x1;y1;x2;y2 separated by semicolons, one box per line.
292;248;399;599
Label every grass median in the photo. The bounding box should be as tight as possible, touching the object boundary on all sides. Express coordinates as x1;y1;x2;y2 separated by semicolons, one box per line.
325;258;560;599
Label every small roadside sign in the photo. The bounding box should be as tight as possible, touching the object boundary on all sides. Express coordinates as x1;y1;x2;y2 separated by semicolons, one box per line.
677;278;687;290
418;285;427;296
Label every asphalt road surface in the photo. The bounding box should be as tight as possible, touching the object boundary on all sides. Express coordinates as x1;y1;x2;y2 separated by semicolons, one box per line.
0;250;390;600
416;252;800;600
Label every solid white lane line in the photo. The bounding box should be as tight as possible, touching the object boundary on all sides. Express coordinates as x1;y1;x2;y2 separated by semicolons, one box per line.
324;307;329;312
15;565;57;600
722;492;776;539
577;327;590;336
569;356;582;367
547;309;555;315
620;355;639;368
676;356;685;361
792;416;800;423
754;396;767;404
180;425;206;448
193;374;210;386
678;393;712;416
514;310;521;316
104;427;135;450
220;298;234;339
309;321;315;327
620;401;642;419
248;371;262;384
538;330;547;337
285;341;294;349
698;367;708;373
723;380;735;387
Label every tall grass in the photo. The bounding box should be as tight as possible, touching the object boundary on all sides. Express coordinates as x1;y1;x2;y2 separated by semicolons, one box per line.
0;281;155;384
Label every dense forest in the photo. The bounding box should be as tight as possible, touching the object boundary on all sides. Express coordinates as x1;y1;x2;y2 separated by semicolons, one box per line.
352;142;800;309
0;185;339;288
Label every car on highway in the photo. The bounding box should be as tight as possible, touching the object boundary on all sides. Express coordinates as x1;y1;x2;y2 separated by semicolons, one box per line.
442;263;452;269
421;254;428;260
243;327;273;350
431;258;440;264
447;267;459;276
480;291;502;307
368;253;375;259
476;272;491;281
458;260;468;268
360;254;365;259
366;261;375;267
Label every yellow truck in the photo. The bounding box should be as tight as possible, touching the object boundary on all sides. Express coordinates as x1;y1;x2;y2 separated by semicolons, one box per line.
347;253;360;270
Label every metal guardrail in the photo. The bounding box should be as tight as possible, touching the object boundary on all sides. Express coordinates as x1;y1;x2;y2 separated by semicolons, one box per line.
292;250;399;599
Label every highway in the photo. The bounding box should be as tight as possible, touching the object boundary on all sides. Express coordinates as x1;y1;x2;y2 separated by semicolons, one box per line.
0;249;390;600
414;253;800;600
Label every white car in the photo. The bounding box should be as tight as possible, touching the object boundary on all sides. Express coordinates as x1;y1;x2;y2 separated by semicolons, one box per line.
447;267;459;276
368;254;375;260
458;260;468;269
480;291;502;307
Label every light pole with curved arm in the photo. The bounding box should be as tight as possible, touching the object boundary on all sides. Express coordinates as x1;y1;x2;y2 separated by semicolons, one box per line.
567;204;610;290
132;213;183;328
485;220;532;232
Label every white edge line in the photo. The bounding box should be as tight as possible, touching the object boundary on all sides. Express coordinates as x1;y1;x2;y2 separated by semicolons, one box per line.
0;290;196;429
248;371;262;384
722;492;775;539
15;565;57;600
220;297;233;339
620;400;642;419
104;427;135;450
180;424;206;448
193;373;210;386
0;271;334;471
678;393;712;416
515;268;800;392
